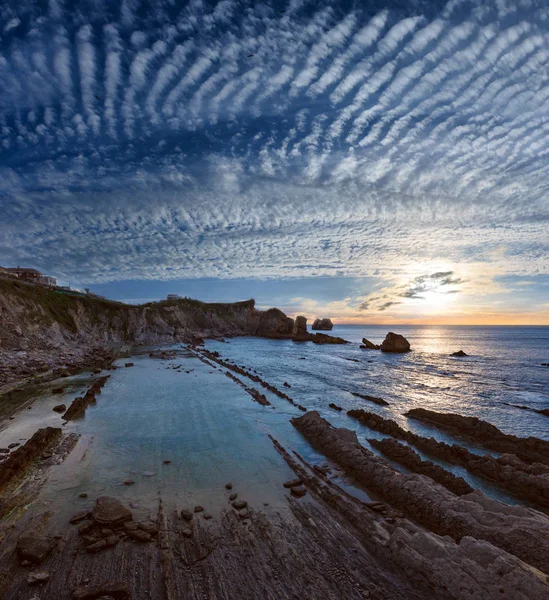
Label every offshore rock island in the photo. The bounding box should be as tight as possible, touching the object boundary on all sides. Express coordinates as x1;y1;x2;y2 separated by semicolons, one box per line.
0;278;548;600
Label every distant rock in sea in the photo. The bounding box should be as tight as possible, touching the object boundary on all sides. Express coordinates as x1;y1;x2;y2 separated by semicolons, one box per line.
380;332;411;353
451;350;468;357
292;315;308;340
312;318;333;331
360;338;380;350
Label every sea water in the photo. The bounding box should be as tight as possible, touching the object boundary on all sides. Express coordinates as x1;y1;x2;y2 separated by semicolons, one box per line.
1;325;548;518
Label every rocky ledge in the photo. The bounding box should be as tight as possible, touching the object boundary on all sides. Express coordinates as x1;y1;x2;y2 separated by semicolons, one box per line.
406;407;549;466
291;410;549;573
349;408;549;507
0;427;62;493
368;437;474;496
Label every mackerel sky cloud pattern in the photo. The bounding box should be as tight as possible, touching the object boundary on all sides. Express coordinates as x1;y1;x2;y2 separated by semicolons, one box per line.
0;0;548;320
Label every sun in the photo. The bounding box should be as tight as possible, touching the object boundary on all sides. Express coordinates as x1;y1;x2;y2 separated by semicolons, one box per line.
422;290;455;311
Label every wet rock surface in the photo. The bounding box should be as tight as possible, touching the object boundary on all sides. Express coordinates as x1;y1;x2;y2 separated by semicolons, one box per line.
292;410;549;573
406;407;549;465
369;437;474;496
350;408;549;508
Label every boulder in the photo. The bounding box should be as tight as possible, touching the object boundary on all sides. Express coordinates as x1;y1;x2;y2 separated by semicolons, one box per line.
360;338;380;350
181;508;193;521
91;497;132;527
290;485;307;497
451;350;468;357
53;404;66;413
27;571;50;586
17;535;57;564
380;332;410;353
292;316;308;340
312;318;333;331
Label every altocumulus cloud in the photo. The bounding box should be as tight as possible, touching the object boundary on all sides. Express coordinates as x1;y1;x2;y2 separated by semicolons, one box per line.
0;0;548;291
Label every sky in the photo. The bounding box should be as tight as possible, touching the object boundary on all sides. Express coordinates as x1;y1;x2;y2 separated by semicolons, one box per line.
1;0;549;324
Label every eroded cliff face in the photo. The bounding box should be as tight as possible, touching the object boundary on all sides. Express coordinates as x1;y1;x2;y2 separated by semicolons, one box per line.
0;279;291;351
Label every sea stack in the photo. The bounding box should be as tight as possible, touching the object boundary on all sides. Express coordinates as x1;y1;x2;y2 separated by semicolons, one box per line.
292;316;309;340
380;332;410;353
312;318;333;331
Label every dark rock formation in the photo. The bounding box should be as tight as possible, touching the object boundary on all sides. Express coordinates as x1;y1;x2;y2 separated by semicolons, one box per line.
406;408;549;465
310;333;348;344
253;307;294;339
351;391;389;406
504;402;549;418
349;409;549;507
292;315;308;340
291;410;549;573
360;338;380;350
17;535;57;564
53;404;66;413
451;350;468;357
196;349;305;410
380;332;411;353
92;496;132;526
369;437;474;496
0;427;61;492
329;403;343;411
312;318;333;331
63;376;109;421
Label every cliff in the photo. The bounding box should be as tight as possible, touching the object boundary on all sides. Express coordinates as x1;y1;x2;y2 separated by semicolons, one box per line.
0;278;298;389
0;279;293;351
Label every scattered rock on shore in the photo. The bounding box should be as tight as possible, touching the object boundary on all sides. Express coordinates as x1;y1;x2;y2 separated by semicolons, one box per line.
329;403;343;411
283;478;303;488
92;496;132;527
17;535;57;564
53;404;66;413
27;571;50;586
181;508;193;521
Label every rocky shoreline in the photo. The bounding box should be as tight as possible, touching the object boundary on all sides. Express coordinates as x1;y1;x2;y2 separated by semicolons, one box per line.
1;328;549;598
